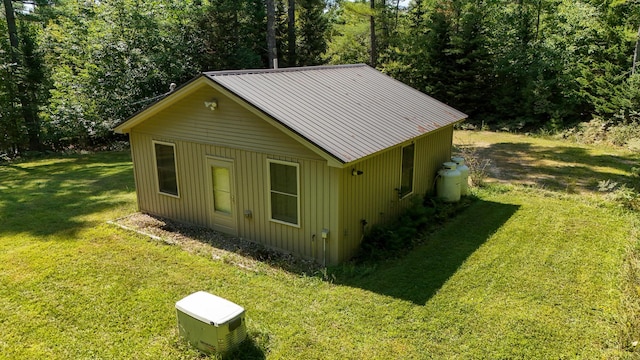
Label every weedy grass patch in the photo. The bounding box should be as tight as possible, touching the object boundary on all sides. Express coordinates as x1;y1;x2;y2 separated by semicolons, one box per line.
0;137;638;359
454;130;640;194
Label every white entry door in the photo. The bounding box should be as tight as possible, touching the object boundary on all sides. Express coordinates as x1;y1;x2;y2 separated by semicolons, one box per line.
208;158;237;235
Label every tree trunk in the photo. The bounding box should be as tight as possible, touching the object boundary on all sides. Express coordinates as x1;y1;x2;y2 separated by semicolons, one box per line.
3;0;41;151
3;0;19;52
394;0;400;30
370;0;377;67
534;0;542;42
633;24;640;75
266;0;278;68
288;0;296;67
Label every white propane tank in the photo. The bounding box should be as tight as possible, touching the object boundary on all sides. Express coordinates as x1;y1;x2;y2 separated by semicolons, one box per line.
451;156;470;196
436;162;461;202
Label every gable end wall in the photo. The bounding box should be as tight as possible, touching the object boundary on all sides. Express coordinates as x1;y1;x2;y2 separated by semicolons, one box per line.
127;85;341;263
132;85;323;161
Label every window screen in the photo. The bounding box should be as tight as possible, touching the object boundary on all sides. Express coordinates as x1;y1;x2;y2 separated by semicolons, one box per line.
400;144;415;198
269;161;299;225
154;142;178;196
212;167;231;214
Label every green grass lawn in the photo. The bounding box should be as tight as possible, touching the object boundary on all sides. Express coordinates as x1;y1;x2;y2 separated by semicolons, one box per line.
0;136;638;359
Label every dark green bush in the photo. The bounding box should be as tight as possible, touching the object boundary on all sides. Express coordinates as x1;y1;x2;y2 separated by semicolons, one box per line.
355;195;476;262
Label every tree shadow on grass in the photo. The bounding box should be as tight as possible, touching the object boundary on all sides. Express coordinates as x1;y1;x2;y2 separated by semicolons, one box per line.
331;198;520;305
460;142;640;193
0;151;134;238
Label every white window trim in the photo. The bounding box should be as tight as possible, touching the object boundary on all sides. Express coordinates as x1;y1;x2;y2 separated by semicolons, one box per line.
267;159;301;228
400;143;415;199
152;140;180;198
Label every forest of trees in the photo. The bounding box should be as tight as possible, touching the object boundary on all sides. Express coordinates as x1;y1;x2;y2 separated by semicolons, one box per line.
1;0;639;156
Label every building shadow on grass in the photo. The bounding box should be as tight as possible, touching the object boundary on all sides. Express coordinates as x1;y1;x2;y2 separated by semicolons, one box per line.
331;199;520;305
0;151;134;238
115;198;519;298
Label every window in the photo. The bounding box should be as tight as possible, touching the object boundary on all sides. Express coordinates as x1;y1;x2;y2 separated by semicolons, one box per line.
212;166;231;214
153;141;179;196
268;159;300;226
400;143;415;198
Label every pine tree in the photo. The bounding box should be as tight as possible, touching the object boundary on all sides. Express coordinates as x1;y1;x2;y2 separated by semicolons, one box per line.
297;0;329;66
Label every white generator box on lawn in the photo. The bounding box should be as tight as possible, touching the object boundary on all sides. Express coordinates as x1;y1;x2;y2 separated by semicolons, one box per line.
175;291;247;355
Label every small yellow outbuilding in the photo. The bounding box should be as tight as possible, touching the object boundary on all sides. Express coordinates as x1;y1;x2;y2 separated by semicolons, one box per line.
114;64;467;265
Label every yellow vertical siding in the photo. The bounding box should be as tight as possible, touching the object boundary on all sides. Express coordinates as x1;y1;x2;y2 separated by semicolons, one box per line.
129;131;338;263
128;86;454;265
415;126;454;196
133;86;323;161
336;126;454;262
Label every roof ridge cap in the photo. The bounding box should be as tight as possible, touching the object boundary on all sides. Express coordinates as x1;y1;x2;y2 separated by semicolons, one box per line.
204;63;368;77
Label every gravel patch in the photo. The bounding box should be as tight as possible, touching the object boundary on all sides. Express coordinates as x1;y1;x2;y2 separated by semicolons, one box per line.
110;213;322;275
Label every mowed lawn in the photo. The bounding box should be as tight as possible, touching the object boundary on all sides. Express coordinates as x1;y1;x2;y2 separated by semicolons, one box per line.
0;135;638;359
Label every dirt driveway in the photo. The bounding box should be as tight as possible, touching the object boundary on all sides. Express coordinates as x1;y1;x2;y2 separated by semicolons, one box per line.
453;131;639;194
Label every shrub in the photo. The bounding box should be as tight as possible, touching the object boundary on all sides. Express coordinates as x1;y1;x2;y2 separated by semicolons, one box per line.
607;185;640;211
561;118;640;150
355;195;475;262
453;143;491;187
598;180;640;211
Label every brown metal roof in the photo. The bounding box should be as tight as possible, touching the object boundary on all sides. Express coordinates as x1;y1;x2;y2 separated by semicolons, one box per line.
204;64;467;164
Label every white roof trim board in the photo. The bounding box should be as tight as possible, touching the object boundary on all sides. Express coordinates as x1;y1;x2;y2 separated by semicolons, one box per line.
204;64;467;163
115;64;467;165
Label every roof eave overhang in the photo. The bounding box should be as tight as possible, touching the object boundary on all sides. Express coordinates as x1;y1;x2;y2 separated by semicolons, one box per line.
340;116;467;167
114;75;345;167
113;75;209;134
204;77;346;168
115;71;468;169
